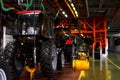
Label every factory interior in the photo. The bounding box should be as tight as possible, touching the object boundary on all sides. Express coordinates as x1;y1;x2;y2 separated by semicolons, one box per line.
0;0;120;80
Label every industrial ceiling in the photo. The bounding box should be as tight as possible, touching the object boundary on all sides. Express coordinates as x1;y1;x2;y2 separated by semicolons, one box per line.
0;0;120;32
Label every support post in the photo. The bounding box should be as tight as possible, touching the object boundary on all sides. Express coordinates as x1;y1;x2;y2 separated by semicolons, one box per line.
100;42;102;70
3;26;6;50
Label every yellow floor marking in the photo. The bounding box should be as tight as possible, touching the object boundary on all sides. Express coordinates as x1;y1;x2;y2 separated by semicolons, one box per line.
77;58;120;80
107;58;120;70
78;71;85;80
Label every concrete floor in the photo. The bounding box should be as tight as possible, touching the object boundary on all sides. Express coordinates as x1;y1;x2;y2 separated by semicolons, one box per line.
15;54;120;80
15;64;80;80
78;58;120;80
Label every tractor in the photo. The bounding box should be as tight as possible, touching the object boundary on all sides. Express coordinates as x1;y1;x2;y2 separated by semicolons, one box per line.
54;27;73;64
3;10;59;80
71;34;93;71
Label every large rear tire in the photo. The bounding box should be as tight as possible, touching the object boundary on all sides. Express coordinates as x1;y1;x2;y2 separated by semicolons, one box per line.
40;40;57;77
0;57;11;80
65;45;72;63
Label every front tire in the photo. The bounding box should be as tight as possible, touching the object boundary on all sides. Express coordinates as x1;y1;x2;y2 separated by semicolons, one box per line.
57;50;65;70
40;40;57;77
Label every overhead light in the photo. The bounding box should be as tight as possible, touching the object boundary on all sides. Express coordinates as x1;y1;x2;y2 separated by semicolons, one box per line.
75;10;78;17
75;11;77;14
71;3;74;7
98;9;106;13
62;11;68;18
76;14;78;17
70;2;78;18
65;14;68;17
60;8;62;11
69;0;72;3
81;34;84;37
75;29;78;31
62;11;65;15
108;27;110;29
73;7;75;11
64;0;77;18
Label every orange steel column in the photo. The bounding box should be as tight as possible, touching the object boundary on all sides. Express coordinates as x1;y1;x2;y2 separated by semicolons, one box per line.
93;17;96;51
80;16;107;54
58;16;107;52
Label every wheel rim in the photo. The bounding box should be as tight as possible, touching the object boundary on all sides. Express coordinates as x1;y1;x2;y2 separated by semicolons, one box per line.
61;52;65;67
51;45;57;70
0;69;7;80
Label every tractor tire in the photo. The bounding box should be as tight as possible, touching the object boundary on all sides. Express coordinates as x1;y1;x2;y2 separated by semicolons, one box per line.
65;45;72;63
57;50;65;70
0;58;11;80
40;40;57;77
4;42;24;78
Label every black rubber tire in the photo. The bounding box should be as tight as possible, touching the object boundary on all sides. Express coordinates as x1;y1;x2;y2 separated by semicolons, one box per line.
40;40;57;77
4;42;24;78
65;45;72;63
57;50;65;70
0;57;11;80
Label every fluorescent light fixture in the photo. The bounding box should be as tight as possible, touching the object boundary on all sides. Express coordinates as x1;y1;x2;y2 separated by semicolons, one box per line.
71;3;74;7
73;7;75;11
75;11;77;14
62;10;68;18
62;11;65;15
108;27;110;29
70;3;79;17
76;14;78;17
65;14;68;17
69;0;72;2
60;8;62;11
75;29;78;31
81;34;84;37
64;0;78;18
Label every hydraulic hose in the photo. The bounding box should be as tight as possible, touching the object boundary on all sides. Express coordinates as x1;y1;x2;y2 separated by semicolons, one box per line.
54;9;60;20
0;0;13;11
24;0;33;8
41;3;45;13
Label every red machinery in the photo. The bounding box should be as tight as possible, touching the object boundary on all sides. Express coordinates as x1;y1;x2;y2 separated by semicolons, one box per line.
59;16;107;53
58;16;107;70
